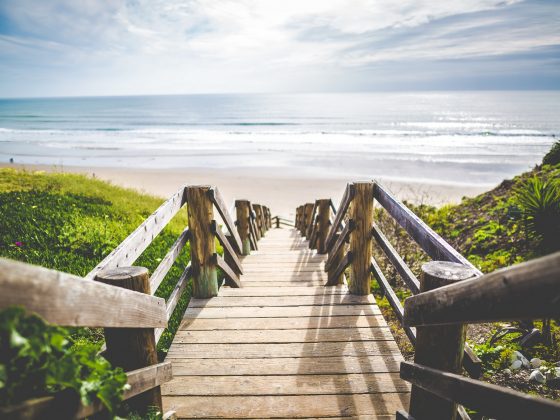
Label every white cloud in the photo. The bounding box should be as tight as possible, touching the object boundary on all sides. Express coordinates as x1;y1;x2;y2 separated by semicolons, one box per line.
0;0;558;95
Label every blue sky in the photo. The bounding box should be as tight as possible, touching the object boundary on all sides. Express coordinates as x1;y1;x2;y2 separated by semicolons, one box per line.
0;0;559;97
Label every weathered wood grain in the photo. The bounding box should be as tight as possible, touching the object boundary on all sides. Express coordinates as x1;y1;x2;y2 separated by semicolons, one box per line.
235;200;251;255
401;362;560;420
86;186;186;280
187;186;219;298
97;266;163;411
213;253;242;288
219;286;348;296
162;373;409;395
166;340;402;359
180;314;389;330
183;304;381;319
403;252;560;327
374;183;481;275
349;182;374;295
211;220;243;275
149;228;190;293
187;294;375;307
208;187;243;253
168;356;402;376
0;258;166;328
173;327;394;343
326;183;354;250
325;219;354;271
163;394;409;418
372;222;420;294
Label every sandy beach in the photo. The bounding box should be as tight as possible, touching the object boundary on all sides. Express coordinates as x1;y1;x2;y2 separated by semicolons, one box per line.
2;163;490;217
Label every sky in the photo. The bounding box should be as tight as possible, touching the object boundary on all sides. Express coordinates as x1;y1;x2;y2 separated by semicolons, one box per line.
0;0;559;97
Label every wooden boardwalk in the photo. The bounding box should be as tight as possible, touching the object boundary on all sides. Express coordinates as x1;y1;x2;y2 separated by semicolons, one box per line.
162;228;410;419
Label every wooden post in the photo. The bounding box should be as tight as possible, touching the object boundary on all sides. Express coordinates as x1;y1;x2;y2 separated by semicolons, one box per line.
409;261;477;420
186;186;218;298
348;182;374;295
96;267;162;413
235;200;251;256
275;216;280;228
296;206;302;232
253;204;264;238
316;199;331;254
303;203;314;240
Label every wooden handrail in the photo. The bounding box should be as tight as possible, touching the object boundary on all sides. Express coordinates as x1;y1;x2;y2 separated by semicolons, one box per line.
404;252;560;327
401;362;560;419
155;263;192;343
373;182;482;276
0;258;166;328
370;257;416;343
209;187;243;254
213;253;243;288
371;223;420;294
86;185;187;280
150;227;190;293
211;220;243;275
325;219;354;271
325;183;354;250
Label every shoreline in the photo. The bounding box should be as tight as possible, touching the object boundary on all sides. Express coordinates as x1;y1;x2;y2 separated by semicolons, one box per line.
1;163;492;216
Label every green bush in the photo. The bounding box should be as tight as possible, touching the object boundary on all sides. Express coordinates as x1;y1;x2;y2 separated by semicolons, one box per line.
0;307;127;412
542;140;560;166
515;176;560;253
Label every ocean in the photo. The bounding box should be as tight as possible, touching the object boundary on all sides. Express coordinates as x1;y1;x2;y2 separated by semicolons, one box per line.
0;91;558;188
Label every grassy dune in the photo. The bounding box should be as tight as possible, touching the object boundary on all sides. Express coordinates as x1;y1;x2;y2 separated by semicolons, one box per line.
0;168;191;357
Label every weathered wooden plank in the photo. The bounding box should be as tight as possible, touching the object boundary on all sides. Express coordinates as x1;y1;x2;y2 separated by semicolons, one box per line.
371;257;416;344
188;294;375;308
242;266;325;273
326;183;355;250
155;264;192;343
183;314;388;331
373;183;481;275
349;182;374;295
211;220;243;275
330;251;352;286
173;327;393;343
403;252;560;327
218;285;348;296
325;219;354;271
208;187;243;254
168;356;402;376
242;281;328;287
163;394;409;418
0;258;166;328
400;362;560;420
372;223;420;294
167;340;402;359
213;253;243;288
149;228;190;293
183;304;381;319
162;373;409;395
86;186;186;280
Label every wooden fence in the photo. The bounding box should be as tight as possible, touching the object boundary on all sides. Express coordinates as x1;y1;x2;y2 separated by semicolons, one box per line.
297;181;560;420
0;185;271;419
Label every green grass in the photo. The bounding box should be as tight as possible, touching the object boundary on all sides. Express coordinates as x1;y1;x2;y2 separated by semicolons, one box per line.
0;168;192;358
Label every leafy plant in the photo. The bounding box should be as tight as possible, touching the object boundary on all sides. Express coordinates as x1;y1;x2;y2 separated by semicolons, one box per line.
0;307;128;413
515;176;560;253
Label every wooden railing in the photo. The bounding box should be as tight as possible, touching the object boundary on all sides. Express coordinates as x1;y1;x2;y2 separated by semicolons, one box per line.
297;181;560;419
398;253;560;420
0;185;271;418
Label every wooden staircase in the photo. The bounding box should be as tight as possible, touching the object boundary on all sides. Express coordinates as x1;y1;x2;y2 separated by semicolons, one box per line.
162;227;410;419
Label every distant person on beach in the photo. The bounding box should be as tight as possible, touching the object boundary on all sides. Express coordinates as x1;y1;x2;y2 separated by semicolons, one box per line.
9;158;13;163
